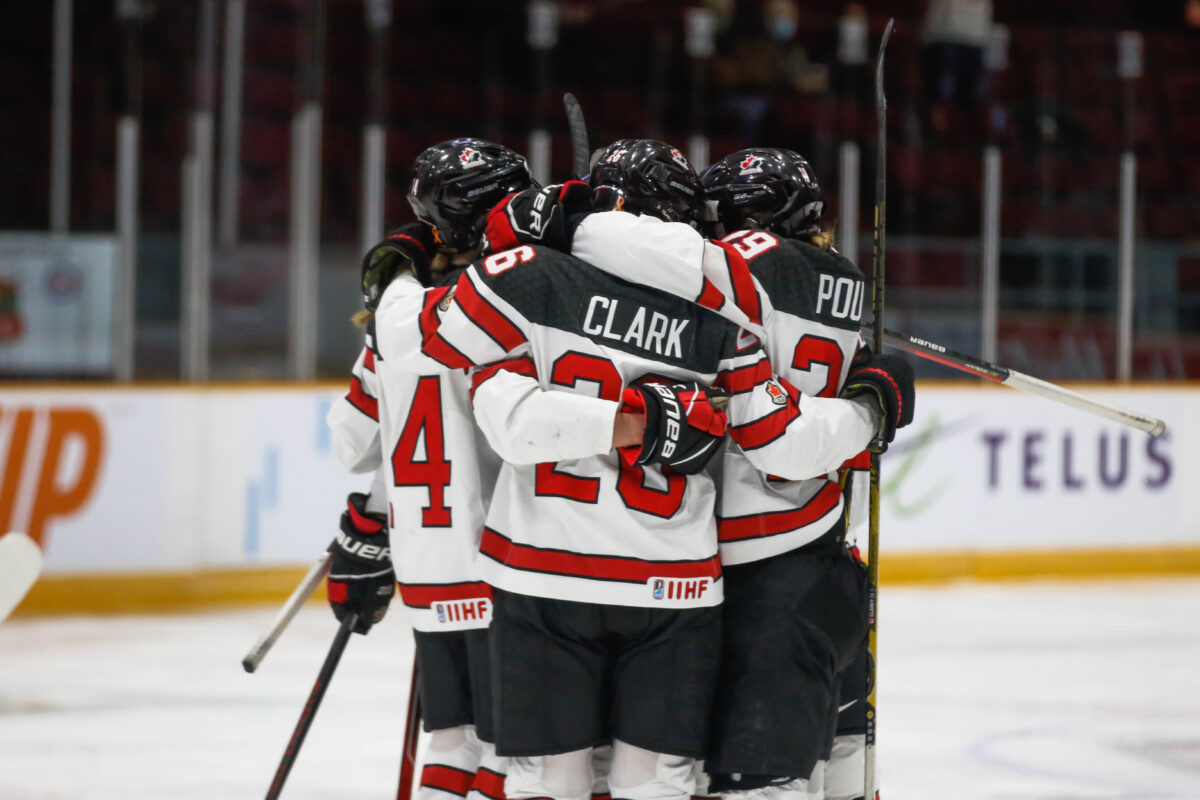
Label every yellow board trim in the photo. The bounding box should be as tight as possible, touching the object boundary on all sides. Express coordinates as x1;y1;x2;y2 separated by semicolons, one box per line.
11;545;1200;617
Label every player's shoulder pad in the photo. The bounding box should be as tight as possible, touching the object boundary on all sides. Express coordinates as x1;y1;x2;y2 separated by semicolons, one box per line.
748;235;866;331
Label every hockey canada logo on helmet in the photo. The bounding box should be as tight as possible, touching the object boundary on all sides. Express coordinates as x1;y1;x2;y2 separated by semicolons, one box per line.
738;155;764;175
589;139;702;225
700;147;824;238
407;138;536;252
458;147;486;169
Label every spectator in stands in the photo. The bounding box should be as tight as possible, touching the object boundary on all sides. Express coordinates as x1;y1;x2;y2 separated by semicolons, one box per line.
1188;0;1200;28
921;0;993;138
710;0;829;140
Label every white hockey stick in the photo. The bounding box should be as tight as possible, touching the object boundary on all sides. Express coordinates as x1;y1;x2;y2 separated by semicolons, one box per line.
242;551;333;673
0;532;43;622
866;325;1167;436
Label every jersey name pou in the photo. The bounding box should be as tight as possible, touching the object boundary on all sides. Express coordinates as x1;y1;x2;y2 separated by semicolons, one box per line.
716;231;866;564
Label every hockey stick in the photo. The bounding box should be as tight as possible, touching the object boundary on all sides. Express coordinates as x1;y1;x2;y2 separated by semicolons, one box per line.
864;18;893;800
265;610;358;800
243;551;333;673
0;532;43;622
864;325;1167;436
395;656;422;800
563;92;590;179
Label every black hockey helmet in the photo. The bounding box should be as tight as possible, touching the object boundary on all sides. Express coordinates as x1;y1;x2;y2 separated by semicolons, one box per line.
699;148;824;238
589;139;702;225
408;138;535;252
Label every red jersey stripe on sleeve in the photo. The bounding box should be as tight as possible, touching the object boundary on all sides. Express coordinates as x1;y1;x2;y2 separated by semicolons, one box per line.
362;346;375;372
346;374;379;420
419;285;475;369
470;357;539;404
453;275;527;353
712;240;763;326
695;277;726;313
840;450;871;470
717;481;842;542
729;379;801;450
480;528;722;584
715;359;772;395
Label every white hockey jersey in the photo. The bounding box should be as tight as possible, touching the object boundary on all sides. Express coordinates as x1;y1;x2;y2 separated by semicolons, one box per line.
412;238;853;609
572;214;875;565
327;284;501;632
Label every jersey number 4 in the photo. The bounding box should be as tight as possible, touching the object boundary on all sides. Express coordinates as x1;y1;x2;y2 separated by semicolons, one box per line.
392;376;452;527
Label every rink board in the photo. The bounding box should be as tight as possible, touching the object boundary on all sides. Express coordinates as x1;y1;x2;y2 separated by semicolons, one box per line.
1;381;1195;615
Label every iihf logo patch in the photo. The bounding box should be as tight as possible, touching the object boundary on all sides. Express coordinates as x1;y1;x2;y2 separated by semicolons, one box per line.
438;289;454;311
459;148;486;169
739;155;764;175
764;378;787;405
435;603;446;623
653;579;665;600
670;148;690;169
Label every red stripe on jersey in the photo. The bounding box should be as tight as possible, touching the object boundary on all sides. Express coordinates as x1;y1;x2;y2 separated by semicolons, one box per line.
729;379;802;451
420;285;475;369
362;346;375;372
717;481;843;542
592;794;612;800
471;768;506;800
480;528;722;584
421;764;474;797
345;374;379;420
397;581;493;609
470;357;538;404
454;276;527;353
695;278;725;312
712;241;763;326
715;359;772;395
840;450;871;470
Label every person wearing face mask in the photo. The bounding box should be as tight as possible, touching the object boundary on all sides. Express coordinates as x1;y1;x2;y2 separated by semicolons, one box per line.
709;0;830;141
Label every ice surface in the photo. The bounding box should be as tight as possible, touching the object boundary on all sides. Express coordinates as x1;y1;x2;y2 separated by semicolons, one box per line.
1;578;1198;799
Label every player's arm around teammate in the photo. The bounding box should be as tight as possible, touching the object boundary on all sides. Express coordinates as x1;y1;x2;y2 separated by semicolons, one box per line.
698;148;914;800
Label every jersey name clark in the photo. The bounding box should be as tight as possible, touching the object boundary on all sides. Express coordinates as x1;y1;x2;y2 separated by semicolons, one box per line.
580;292;693;360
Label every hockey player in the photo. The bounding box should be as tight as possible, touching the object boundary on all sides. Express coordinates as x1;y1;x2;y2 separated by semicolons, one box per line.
325;138;534;800
397;139;887;800
489;142;911;799
698;147;914;800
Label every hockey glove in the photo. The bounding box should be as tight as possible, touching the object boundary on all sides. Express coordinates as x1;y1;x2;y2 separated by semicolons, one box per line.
360;222;436;308
327;492;395;634
620;382;730;474
841;350;915;452
484;181;594;254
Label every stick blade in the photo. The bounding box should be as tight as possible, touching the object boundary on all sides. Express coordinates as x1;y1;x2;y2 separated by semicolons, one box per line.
563;92;590;179
0;532;43;622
